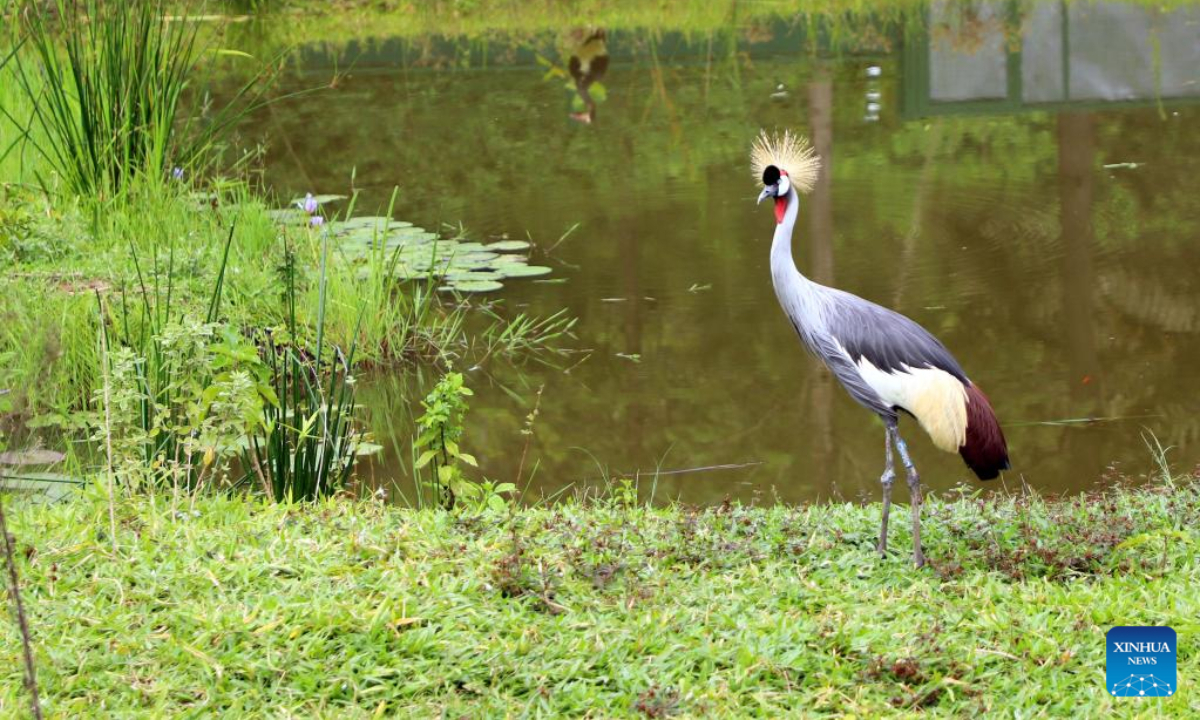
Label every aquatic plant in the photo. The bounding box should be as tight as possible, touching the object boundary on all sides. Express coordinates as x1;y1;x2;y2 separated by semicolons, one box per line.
242;235;363;502
271;206;553;293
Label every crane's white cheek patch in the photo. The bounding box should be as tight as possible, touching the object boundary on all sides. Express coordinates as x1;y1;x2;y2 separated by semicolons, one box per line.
855;360;968;452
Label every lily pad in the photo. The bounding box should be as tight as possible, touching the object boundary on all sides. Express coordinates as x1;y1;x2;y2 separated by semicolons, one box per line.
485;240;532;252
495;264;553;278
441;279;504;293
362;265;427;281
446;270;504;282
453;251;500;266
332;216;396;235
273;211;556;291
290;194;348;205
386;229;438;243
448;241;488;254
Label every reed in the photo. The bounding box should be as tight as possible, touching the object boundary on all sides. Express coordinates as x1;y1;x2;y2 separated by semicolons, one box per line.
243;233;361;501
8;0;275;198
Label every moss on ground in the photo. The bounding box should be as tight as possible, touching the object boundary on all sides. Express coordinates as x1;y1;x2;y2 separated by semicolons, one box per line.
2;478;1197;717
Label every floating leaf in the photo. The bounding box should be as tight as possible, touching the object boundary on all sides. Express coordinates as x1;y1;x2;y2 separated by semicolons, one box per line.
389;266;426;281
441;279;504;293
289;194;347;205
376;237;432;251
332;216;394;234
485;240;532;252
386;229;437;243
289;214;555;290
496;264;553;278
453;251;500;266
446;270;504;282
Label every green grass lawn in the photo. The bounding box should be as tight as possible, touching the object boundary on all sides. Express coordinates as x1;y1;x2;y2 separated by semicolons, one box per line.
2;478;1197;717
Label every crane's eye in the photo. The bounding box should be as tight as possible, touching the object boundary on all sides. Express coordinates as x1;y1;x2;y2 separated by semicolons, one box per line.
762;165;781;187
776;175;791;196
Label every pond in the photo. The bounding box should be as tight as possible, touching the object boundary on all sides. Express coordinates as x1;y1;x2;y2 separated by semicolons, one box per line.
242;1;1200;505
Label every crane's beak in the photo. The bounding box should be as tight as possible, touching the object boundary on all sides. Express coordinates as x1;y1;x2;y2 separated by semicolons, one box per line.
756;186;776;205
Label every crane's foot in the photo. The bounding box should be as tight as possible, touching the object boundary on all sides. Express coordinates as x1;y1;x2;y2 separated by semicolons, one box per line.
913;550;926;569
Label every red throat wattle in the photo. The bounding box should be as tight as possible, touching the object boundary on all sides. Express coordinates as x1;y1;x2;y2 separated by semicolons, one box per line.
774;196;787;224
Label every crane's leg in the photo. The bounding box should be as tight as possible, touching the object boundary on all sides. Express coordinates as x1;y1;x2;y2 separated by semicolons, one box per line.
878;422;896;558
891;428;925;568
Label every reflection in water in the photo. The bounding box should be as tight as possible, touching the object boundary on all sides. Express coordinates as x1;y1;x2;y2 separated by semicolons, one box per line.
805;65;838;495
1056;112;1106;483
915;1;1200;115
1057;113;1101;409
566;29;609;124
250;1;1200;504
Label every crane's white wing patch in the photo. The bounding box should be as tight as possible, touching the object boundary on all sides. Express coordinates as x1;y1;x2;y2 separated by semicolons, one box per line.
853;356;968;452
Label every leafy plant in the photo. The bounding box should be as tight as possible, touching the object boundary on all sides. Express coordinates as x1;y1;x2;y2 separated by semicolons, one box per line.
94;223;271;490
91;223;258;490
97;314;273;492
473;479;518;512
0;187;85;262
413;370;481;510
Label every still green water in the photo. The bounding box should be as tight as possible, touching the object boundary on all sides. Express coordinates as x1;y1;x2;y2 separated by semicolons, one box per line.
247;2;1200;504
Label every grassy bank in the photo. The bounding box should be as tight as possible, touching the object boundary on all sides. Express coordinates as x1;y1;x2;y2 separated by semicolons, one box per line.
2;477;1197;716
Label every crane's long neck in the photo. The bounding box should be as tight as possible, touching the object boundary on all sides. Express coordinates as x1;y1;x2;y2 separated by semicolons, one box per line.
770;186;801;272
770;187;820;326
772;188;820;289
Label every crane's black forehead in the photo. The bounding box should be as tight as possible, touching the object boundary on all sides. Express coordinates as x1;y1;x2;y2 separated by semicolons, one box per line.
762;165;781;186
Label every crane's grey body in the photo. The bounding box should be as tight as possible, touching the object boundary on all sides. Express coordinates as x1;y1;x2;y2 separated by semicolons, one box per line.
769;187;969;420
767;183;960;567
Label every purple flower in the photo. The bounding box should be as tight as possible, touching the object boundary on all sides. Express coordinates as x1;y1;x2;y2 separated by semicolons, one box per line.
309;215;325;228
172;167;184;181
298;193;319;214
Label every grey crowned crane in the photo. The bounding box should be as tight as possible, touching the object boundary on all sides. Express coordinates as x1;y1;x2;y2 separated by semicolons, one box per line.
752;130;1009;568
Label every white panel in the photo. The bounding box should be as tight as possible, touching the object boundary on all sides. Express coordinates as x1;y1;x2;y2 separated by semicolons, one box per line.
1021;3;1064;102
929;1;1009;101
